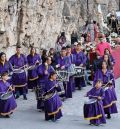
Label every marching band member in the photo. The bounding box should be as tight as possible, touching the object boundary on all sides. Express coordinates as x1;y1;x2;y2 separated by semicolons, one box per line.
0;52;12;83
44;72;62;121
9;45;28;100
93;61;118;119
27;46;41;90
84;79;106;126
56;47;72;98
66;45;76;92
73;43;86;90
0;72;17;118
37;57;55;111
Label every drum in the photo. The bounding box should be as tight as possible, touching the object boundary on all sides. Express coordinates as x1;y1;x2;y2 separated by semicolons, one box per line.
35;85;44;100
56;70;69;82
0;91;13;101
13;69;25;74
74;66;85;78
67;64;76;76
57;81;65;96
84;99;99;119
84;98;97;105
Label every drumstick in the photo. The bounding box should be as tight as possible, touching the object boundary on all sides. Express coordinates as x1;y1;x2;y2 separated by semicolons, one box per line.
88;95;98;98
102;79;114;88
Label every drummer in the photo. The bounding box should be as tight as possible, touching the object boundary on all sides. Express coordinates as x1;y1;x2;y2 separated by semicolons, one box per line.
27;46;41;90
66;45;76;93
0;52;12;83
73;43;86;90
37;57;55;111
0;72;17;118
84;79;106;126
44;72;62;121
93;61;118;119
9;45;28;100
56;47;72;98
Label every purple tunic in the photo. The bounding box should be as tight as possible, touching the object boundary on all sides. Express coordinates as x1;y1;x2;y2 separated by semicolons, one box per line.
27;53;41;89
0;61;12;83
73;51;86;88
94;70;118;114
44;80;62;121
9;54;27;87
0;61;12;75
0;80;17;116
73;51;86;66
84;87;106;125
57;56;73;98
57;56;71;70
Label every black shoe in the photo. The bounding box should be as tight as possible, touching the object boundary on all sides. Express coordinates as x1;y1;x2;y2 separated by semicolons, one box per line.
15;95;20;99
87;82;92;85
5;115;10;118
23;95;27;100
107;114;111;119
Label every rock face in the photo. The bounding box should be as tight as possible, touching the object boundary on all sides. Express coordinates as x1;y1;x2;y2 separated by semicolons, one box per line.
0;0;119;57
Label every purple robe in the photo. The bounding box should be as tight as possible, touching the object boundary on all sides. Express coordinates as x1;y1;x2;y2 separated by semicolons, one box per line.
9;54;28;96
27;53;41;89
94;70;118;114
44;80;62;121
73;51;86;88
57;56;73;98
9;54;27;87
84;87;106;125
36;64;55;110
0;80;17;116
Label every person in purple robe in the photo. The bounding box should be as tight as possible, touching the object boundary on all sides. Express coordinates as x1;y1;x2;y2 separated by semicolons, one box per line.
27;47;41;90
73;43;86;89
93;61;118;119
0;52;12;83
66;45;76;93
56;47;72;98
44;72;62;121
37;57;55;111
9;45;28;100
84;79;106;126
0;72;17;118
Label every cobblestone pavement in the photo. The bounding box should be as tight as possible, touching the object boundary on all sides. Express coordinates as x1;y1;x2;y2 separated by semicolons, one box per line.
0;79;120;129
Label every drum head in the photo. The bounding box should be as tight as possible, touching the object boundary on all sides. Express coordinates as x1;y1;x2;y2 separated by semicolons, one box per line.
0;91;13;100
84;98;97;104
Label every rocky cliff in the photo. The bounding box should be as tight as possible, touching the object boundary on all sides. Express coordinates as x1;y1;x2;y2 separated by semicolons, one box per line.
0;0;119;57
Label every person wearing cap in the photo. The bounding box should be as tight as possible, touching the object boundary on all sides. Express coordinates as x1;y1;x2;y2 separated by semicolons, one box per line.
96;35;112;56
9;45;28;100
0;72;17;118
27;46;41;90
0;52;12;82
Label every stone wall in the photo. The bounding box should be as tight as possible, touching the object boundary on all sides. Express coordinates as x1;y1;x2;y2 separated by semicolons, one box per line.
0;0;119;58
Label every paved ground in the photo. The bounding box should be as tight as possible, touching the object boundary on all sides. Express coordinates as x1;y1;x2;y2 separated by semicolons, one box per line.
0;79;120;129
